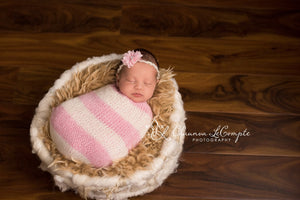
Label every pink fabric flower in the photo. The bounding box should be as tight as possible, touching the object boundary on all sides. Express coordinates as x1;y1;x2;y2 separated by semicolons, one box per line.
122;50;143;68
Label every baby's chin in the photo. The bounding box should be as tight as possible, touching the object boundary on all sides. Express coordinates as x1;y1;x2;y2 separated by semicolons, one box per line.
129;97;149;103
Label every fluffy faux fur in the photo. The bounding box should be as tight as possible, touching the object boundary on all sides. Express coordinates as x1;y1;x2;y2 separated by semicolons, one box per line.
30;53;186;200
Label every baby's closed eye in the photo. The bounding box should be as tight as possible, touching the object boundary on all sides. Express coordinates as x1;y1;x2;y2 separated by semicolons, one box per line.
144;82;153;86
125;78;154;86
126;79;135;83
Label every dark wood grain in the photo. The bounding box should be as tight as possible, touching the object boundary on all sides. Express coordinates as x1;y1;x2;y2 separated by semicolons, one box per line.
133;153;300;200
13;66;66;105
0;1;121;33
177;72;300;114
184;112;300;156
0;103;34;131
121;5;300;38
0;66;19;103
122;0;300;9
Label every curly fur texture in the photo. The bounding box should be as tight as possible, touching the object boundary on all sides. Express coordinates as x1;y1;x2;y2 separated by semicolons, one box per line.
30;53;186;200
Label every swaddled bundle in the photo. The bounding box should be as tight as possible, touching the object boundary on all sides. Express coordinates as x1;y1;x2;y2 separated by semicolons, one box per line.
50;84;153;168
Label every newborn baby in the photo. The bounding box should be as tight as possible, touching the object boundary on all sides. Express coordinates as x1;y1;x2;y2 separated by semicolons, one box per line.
50;49;160;168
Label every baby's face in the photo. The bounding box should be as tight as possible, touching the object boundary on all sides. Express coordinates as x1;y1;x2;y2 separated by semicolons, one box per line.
117;62;158;103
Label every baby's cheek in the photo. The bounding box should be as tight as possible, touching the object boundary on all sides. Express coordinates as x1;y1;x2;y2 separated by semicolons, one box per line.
120;81;130;90
148;86;156;98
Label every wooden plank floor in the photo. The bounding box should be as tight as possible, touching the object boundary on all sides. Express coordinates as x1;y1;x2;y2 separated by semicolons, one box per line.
0;0;299;199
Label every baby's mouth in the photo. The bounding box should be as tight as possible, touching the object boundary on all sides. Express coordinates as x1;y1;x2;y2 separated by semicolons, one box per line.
132;93;143;97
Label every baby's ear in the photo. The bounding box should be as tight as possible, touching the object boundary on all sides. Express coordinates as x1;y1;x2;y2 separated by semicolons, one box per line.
116;74;120;86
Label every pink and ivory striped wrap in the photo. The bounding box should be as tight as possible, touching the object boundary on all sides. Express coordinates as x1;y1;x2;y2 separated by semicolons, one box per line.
49;84;153;168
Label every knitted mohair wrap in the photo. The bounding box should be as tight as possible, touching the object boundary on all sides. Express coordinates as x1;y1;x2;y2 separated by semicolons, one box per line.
50;84;153;168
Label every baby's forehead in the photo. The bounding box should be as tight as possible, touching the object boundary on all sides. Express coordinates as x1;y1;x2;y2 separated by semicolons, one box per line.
122;68;157;79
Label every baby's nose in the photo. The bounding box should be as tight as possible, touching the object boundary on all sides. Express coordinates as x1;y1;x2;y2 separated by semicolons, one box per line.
134;82;143;89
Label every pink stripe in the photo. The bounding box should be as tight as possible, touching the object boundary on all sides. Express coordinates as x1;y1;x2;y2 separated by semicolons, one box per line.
79;91;141;149
111;84;153;117
50;105;112;167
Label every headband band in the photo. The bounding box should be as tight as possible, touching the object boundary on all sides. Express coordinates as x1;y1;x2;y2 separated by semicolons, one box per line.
117;50;160;79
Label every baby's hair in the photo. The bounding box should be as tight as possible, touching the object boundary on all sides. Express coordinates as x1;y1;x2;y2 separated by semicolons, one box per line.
116;48;160;77
133;48;159;69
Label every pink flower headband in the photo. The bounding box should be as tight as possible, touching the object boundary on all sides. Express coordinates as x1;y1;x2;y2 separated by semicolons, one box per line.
117;50;160;79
